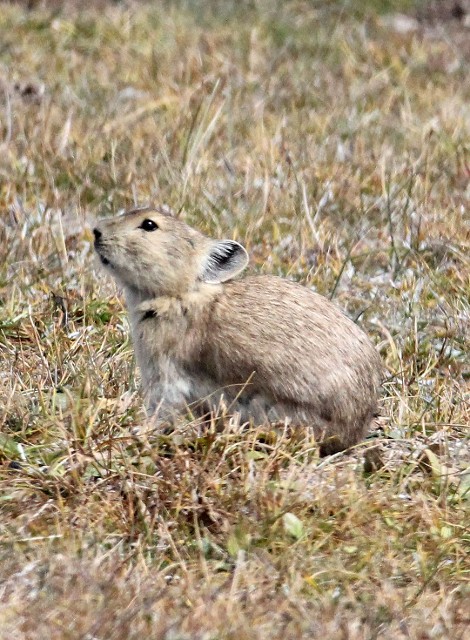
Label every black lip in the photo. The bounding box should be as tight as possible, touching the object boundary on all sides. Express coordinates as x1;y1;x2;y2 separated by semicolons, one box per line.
95;244;111;267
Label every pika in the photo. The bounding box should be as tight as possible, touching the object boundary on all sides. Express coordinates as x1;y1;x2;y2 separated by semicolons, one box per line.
93;207;383;454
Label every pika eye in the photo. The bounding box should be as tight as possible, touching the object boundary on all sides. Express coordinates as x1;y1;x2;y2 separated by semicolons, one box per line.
139;219;158;232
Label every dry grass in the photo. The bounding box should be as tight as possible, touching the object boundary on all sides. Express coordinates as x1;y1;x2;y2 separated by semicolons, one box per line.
0;1;469;638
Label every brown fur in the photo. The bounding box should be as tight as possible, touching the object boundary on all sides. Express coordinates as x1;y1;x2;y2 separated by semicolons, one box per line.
93;207;383;453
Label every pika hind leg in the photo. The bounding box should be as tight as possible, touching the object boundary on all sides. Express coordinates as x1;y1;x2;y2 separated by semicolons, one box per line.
263;401;354;455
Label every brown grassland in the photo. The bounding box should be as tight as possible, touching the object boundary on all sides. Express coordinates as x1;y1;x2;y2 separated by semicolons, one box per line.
0;0;469;638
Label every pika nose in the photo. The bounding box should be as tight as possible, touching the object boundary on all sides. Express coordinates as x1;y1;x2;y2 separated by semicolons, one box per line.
93;228;102;244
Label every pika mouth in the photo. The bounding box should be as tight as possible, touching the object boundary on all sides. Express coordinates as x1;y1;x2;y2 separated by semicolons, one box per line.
94;244;112;267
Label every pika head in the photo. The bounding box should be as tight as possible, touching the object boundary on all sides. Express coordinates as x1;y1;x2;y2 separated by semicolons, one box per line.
93;207;248;298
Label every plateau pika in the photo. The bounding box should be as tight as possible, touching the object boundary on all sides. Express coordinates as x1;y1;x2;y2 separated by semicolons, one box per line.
93;207;383;454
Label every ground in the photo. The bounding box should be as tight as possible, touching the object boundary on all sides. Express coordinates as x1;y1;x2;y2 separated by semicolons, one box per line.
0;1;469;638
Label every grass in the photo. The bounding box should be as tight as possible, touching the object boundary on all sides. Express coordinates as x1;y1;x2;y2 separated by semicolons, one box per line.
0;0;469;638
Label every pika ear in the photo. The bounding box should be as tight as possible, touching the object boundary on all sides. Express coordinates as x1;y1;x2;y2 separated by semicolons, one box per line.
200;240;249;284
